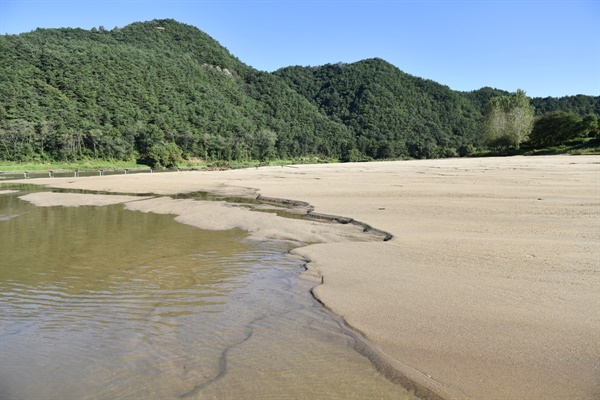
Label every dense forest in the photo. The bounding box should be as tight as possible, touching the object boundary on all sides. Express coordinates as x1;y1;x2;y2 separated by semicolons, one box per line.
1;19;598;165
275;60;485;159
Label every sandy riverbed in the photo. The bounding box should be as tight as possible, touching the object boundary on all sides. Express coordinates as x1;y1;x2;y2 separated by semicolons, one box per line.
9;155;599;400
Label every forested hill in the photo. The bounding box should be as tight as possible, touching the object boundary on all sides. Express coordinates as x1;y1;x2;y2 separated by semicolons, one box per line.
276;59;485;159
0;19;352;163
1;19;598;164
275;60;599;159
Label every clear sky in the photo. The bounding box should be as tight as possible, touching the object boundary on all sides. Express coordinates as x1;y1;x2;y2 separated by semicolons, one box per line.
1;0;598;98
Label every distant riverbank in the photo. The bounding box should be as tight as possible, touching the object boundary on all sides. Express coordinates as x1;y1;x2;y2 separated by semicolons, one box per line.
7;155;599;400
0;157;337;181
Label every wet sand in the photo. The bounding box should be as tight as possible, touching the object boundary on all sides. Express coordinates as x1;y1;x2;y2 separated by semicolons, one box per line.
11;155;600;399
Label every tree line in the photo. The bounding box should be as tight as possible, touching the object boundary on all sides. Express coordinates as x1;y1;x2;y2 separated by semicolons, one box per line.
483;90;598;151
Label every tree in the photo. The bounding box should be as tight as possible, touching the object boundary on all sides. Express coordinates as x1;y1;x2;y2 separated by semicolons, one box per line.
146;142;182;168
581;114;599;137
484;89;535;150
529;112;599;147
254;129;277;161
529;111;581;147
0;119;37;161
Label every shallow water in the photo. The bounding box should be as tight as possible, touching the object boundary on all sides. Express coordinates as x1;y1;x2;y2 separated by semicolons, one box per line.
0;190;415;399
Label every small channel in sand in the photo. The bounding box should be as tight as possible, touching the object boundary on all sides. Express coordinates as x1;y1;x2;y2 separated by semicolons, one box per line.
0;189;415;399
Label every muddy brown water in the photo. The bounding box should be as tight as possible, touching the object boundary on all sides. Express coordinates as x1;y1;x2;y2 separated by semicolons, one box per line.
0;190;415;399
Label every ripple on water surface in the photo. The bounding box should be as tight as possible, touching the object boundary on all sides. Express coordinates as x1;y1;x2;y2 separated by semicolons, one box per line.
0;191;415;399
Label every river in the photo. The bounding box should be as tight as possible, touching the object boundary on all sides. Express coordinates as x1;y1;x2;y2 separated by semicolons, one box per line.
0;188;415;399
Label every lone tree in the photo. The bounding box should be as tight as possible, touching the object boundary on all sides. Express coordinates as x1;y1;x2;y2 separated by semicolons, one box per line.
484;89;535;151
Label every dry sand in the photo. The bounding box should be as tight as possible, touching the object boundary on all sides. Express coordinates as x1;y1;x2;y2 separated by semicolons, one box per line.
10;155;600;400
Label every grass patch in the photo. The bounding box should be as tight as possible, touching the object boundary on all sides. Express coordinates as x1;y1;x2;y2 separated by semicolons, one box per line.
0;161;145;173
0;157;341;174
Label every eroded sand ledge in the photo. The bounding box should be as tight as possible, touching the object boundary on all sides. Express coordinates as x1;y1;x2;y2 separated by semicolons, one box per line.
12;155;600;400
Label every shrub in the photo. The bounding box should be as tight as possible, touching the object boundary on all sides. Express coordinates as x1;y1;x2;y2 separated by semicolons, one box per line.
145;142;183;168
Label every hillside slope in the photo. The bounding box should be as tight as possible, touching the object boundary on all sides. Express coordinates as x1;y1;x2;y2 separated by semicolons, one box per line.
275;60;600;159
1;19;598;163
0;19;351;162
276;59;484;159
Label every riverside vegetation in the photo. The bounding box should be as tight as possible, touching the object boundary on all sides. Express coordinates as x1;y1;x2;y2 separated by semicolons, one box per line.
1;19;599;170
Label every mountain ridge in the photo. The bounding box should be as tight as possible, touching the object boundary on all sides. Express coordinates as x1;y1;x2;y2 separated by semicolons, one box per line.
1;19;598;163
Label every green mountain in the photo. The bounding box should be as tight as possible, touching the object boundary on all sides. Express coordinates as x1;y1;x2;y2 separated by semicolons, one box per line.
1;19;598;164
275;59;487;159
0;19;351;163
275;61;600;158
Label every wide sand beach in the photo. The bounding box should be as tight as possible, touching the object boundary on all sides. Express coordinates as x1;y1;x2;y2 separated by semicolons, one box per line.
13;155;600;399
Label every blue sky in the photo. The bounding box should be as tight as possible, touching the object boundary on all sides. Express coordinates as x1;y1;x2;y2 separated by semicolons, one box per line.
1;0;598;98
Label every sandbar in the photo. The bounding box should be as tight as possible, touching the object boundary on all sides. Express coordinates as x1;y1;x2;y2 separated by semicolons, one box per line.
11;155;600;399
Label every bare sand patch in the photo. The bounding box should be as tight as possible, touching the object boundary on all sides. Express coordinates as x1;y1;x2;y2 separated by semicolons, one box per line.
11;155;600;399
122;196;373;244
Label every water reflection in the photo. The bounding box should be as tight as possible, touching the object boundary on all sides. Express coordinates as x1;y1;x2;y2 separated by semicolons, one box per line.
0;191;415;399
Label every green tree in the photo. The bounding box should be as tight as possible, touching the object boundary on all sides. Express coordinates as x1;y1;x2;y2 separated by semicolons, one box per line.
254;129;277;161
484;89;534;150
529;112;600;147
146;142;182;168
529;111;581;146
0;119;37;161
581;114;599;137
